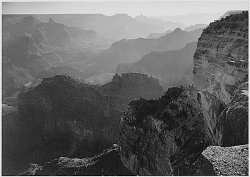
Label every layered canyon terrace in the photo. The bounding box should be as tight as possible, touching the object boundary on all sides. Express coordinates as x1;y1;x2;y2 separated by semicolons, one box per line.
2;2;249;176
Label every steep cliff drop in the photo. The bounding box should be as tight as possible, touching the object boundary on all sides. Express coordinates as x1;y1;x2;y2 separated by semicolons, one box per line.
193;11;248;146
8;11;248;176
119;87;207;175
118;11;248;176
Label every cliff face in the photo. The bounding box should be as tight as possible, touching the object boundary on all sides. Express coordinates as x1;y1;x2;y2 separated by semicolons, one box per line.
118;11;248;176
193;11;248;146
102;73;164;101
119;87;207;175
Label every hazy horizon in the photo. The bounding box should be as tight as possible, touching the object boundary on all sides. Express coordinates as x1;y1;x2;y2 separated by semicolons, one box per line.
2;1;249;17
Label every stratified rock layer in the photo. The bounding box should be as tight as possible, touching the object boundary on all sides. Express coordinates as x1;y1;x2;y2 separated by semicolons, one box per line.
119;12;248;176
119;87;207;175
193;11;248;146
193;11;248;91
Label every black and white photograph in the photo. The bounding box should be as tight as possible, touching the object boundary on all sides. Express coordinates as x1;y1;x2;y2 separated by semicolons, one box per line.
2;1;249;175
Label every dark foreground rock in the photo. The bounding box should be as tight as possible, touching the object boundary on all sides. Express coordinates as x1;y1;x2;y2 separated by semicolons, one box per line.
3;74;163;175
188;144;248;176
19;145;134;176
119;87;207;175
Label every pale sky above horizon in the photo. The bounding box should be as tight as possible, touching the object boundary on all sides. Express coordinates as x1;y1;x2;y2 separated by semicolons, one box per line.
2;1;249;17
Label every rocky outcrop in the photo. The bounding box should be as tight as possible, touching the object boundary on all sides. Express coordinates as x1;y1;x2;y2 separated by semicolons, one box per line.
20;145;134;176
116;42;197;87
102;73;164;105
193;11;248;91
3;74;163;175
188;144;248;176
119;87;207;175
17;75;120;157
219;10;245;20
118;13;248;175
193;11;248;146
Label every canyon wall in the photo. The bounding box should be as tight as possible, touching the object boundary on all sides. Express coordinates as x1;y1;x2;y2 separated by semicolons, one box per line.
193;11;248;146
118;11;248;175
119;87;207;175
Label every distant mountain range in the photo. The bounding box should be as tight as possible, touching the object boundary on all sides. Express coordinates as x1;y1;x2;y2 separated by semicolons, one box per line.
2;15;112;97
184;24;207;31
2;13;205;97
85;28;203;77
134;14;185;31
147;30;172;39
153;13;222;26
32;14;185;41
116;42;198;87
147;24;207;39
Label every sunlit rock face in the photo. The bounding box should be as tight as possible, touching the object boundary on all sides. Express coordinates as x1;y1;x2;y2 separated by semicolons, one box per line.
119;87;207;175
19;145;134;176
188;144;248;176
193;11;248;146
118;11;248;176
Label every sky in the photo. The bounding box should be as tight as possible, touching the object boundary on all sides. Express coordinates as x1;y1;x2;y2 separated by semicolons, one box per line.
2;1;249;17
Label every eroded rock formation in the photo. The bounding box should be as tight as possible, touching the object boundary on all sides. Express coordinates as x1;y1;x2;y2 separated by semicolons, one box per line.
193;11;248;146
118;11;248;176
19;145;134;176
119;87;207;175
3;73;164;175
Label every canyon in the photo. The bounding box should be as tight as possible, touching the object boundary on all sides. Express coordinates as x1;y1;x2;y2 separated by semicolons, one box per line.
116;41;197;87
86;28;203;76
2;11;248;176
2;73;164;175
118;11;248;175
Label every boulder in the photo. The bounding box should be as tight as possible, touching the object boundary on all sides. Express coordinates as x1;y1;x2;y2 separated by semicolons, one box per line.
188;145;248;176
